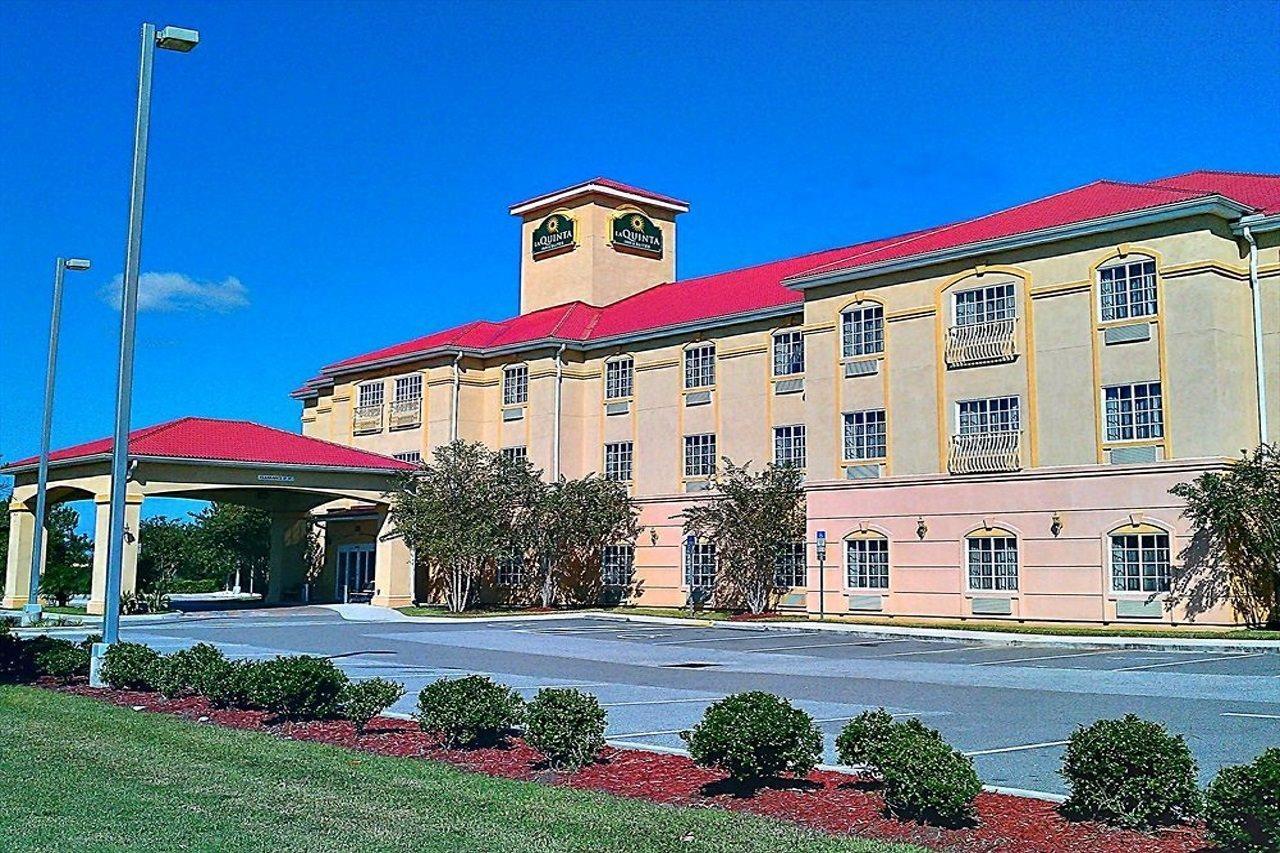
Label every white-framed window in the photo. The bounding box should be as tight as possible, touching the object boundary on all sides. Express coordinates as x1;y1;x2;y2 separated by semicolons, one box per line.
605;356;634;400
843;409;887;460
684;541;717;591
773;425;806;470
954;282;1016;326
604;441;633;482
503;365;528;406
967;535;1018;591
1110;531;1171;593
496;551;527;587
772;330;805;376
684;343;716;389
1103;382;1163;443
392;451;421;464
501;446;527;462
358;381;384;409
394;374;422;403
774;542;807;588
957;396;1020;435
847;538;889;589
842;304;885;358
602;544;634;587
684;433;717;478
1099;258;1157;322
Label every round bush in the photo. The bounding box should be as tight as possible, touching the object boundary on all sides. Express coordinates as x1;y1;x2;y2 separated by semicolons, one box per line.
684;691;822;783
30;637;90;681
0;631;36;683
204;659;259;709
416;675;525;748
525;688;607;770
877;724;981;826
247;655;348;720
100;641;164;691
1205;747;1280;852
836;708;896;771
154;643;228;697
340;678;405;734
1061;714;1201;829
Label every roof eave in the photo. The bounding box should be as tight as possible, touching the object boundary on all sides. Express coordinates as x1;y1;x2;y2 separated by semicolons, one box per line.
2;453;410;477
509;182;690;216
1233;212;1280;235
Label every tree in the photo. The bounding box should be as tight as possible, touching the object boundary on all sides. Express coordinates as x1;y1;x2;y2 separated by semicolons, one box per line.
531;474;641;607
193;503;270;593
41;505;92;607
387;440;539;613
138;516;204;594
680;459;806;613
1170;444;1280;629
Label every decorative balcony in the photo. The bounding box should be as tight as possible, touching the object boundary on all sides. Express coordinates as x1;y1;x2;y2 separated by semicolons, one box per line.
945;318;1017;367
388;398;421;430
948;431;1021;474
352;404;383;434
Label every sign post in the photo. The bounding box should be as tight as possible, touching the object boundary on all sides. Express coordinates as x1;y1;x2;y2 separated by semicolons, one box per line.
815;531;827;620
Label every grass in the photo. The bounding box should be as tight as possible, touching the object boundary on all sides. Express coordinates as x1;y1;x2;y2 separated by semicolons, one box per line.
0;686;918;853
43;605;88;616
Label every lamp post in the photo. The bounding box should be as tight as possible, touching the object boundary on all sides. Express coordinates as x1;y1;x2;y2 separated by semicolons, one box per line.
21;257;92;627
90;23;199;687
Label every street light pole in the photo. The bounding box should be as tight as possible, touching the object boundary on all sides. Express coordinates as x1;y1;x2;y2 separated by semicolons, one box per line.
22;257;92;627
91;22;199;686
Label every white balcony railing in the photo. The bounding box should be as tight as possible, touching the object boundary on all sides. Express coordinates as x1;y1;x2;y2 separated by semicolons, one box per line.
352;404;383;434
388;398;421;429
945;318;1017;367
948;431;1022;474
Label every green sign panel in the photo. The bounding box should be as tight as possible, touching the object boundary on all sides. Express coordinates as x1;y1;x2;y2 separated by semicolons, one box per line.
611;210;663;258
531;213;576;259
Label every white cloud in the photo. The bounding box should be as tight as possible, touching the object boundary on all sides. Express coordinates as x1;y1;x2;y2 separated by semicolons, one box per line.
99;272;249;313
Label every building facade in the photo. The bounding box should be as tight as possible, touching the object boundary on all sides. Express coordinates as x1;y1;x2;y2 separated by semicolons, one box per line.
294;173;1280;626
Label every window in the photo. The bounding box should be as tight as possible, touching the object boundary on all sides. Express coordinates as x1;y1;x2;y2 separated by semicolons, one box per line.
392;451;421;464
394;374;422;403
685;541;717;590
358;382;384;409
684;433;717;478
842;304;885;357
772;330;805;376
496;552;527;587
847;538;889;589
967;535;1018;591
1099;259;1157;322
501;446;527;462
605;357;633;400
1110;531;1171;593
774;542;807;588
843;409;887;460
957;397;1020;435
602;545;634;586
503;365;528;406
604;441;634;482
684;343;716;389
1103;382;1163;442
773;425;806;470
954;282;1016;326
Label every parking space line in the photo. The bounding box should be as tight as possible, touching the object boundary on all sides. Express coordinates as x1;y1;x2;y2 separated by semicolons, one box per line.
1115;652;1265;672
601;697;725;707
509;682;613;691
877;645;976;658
651;633;776;646
737;640;895;653
971;649;1115;667
607;727;689;739
964;740;1070;757
1221;712;1280;720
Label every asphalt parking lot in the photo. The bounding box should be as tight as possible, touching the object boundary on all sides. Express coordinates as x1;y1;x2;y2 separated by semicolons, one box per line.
103;607;1279;795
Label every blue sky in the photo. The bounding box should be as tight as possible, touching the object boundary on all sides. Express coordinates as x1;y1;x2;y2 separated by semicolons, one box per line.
2;0;1278;527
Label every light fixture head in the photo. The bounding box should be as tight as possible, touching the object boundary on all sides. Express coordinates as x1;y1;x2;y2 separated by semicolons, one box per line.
156;25;200;52
64;258;91;271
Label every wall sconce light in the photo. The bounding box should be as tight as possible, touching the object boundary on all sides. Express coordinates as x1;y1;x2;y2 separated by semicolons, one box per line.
649;527;659;547
916;517;928;540
1050;512;1063;537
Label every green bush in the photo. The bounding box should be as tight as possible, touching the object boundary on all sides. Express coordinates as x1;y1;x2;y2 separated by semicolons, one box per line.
340;678;405;734
1205;748;1280;852
684;692;822;784
416;675;525;748
877;723;981;826
204;659;259;709
1060;715;1201;829
525;688;607;770
30;636;90;681
100;641;164;691
170;578;222;594
0;630;35;683
247;655;348;720
154;643;227;697
835;708;896;771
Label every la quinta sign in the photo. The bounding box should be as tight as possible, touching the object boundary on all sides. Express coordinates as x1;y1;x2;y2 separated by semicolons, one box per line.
611;210;663;258
531;213;576;259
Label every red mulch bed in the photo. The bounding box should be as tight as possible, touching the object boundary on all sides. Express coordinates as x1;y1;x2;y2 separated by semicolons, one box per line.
51;682;1211;853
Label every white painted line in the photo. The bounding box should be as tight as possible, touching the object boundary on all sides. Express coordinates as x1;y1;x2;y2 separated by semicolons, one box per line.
739;639;905;653
1115;652;1265;672
877;645;975;658
1221;712;1280;720
510;682;613;691
652;633;776;646
964;740;1070;757
601;697;725;707
607;727;689;739
971;649;1116;667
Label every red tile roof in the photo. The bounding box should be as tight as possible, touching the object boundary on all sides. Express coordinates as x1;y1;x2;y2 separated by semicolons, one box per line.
302;170;1277;389
4;417;415;472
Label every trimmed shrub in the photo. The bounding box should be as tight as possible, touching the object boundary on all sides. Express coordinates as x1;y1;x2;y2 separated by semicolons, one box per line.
1061;714;1201;829
247;655;348;720
416;675;525;748
1205;747;1280;852
340;678;405;734
204;659;259;709
0;630;35;683
877;723;981;826
525;688;607;770
684;691;822;783
30;637;90;681
100;641;164;691
836;708;896;771
155;644;227;697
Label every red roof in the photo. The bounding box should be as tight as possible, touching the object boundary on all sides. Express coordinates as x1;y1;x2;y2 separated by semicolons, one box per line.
4;417;415;472
303;170;1277;387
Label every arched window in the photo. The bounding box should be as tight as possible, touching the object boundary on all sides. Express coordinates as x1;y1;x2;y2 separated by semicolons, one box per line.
846;533;889;590
966;528;1018;591
684;342;716;389
773;542;807;589
1098;256;1157;322
502;364;528;406
604;356;634;401
841;302;885;358
1108;523;1171;593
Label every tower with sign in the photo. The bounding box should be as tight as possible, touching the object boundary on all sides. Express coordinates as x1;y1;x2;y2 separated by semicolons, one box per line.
509;178;689;314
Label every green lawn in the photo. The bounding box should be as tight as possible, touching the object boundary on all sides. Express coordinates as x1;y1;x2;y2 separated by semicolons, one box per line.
0;687;918;853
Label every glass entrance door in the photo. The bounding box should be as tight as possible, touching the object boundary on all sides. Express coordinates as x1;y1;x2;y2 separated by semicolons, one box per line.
336;544;376;602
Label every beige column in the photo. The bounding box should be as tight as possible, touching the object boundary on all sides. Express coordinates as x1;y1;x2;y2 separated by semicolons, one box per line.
371;509;413;609
265;510;311;604
87;493;142;616
1;501;36;609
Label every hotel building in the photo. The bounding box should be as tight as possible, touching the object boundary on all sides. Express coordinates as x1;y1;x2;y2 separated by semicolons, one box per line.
292;172;1280;626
